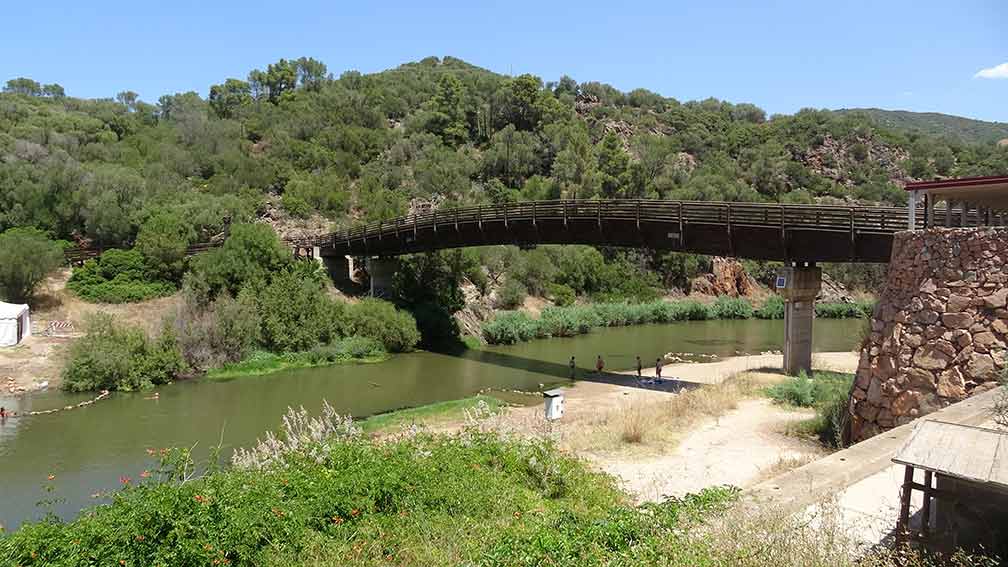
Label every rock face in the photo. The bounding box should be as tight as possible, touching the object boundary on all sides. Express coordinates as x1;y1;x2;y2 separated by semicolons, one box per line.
849;228;1008;442
690;257;760;297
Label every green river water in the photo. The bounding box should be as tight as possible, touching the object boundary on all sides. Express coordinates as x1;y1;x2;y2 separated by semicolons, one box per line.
0;318;862;530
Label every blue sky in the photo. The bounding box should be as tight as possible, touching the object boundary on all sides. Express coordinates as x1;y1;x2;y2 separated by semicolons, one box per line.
2;0;1005;121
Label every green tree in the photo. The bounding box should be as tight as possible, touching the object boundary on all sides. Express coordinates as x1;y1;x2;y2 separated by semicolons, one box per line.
4;77;42;96
295;57;328;91
481;124;542;187
597;133;629;197
420;75;469;146
208;78;252;119
0;227;64;302
135;211;196;282
188;224;292;298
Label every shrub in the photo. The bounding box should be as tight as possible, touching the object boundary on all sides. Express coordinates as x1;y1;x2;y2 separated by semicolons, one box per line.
815;300;875;319
0;227;65;303
548;282;576;306
768;372;854;448
343;298;421;353
668;300;711;321
496;278;527;309
62;314;184;392
255;263;337;352
67;249;176;303
188;223;292;298
303;336;386;363
755;294;785;319
710;296;753;319
134;210;195;281
482;311;538;344
174;290;261;371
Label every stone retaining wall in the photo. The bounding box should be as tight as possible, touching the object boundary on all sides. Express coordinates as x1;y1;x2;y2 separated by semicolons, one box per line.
850;228;1008;442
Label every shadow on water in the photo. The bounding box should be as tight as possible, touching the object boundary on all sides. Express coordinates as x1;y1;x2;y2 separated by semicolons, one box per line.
447;345;698;394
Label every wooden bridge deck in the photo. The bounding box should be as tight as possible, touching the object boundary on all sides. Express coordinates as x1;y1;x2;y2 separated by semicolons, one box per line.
303;200;921;263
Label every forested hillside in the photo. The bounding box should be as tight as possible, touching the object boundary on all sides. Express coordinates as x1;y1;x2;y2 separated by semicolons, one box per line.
3;55;1007;251
834;108;1008;146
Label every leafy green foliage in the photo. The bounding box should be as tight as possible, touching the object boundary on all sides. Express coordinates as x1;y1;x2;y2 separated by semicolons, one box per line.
709;296;753;319
0;423;738;566
815;300;875;319
754;294;784;319
547;282;576;306
187;224;293;298
343;298;421;353
0;227;64;302
4;56;1005;258
134;211;195;282
62;314;184;392
767;371;855;448
67;249;176;303
496;278;527;309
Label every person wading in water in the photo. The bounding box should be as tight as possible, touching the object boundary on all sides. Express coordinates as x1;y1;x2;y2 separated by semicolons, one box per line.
636;356;643;378
569;356;576;378
596;355;605;376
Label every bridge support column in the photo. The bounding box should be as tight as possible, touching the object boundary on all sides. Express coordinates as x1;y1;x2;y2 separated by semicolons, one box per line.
366;257;397;298
313;247;353;285
776;264;821;376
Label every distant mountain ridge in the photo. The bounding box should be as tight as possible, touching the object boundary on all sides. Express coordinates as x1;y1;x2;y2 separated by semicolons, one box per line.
834;108;1008;146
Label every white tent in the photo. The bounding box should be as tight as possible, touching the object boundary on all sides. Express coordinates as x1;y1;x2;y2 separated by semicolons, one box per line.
0;302;30;347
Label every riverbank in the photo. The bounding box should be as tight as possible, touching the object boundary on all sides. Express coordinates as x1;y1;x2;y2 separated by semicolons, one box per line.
205;349;390;380
365;351;860;502
481;297;874;345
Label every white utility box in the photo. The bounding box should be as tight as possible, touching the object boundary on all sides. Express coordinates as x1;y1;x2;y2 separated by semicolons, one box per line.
543;389;564;421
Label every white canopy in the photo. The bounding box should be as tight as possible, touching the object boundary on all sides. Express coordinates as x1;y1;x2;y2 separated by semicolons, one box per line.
0;301;30;347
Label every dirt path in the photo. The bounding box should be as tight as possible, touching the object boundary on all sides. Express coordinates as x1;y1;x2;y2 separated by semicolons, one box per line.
595;399;824;502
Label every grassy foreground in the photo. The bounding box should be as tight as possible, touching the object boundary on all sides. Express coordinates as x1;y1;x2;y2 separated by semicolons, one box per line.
1;402;998;566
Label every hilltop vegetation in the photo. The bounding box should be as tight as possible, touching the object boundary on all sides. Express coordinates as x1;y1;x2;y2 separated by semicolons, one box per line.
3;56;1007;254
835;108;1008;146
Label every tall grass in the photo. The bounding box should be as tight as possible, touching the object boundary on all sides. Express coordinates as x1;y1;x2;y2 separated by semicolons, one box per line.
482;298;873;345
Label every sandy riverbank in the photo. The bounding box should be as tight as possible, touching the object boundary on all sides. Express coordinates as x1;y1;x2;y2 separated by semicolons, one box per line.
389;351;860;502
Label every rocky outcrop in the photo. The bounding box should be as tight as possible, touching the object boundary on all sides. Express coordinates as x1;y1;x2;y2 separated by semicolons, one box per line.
799;134;913;188
849;228;1008;442
690;257;760;297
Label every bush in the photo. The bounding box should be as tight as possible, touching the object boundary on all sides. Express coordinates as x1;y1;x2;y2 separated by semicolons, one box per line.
62;314;184;392
755;294;785;319
548;282;576;306
134;210;195;281
815;300;875;319
67;249;176;303
482;311;538;344
0;407;740;567
0;227;65;303
255;263;338;352
496;278;527;309
173;290;261;371
767;372;854;448
343;298;421;353
709;296;753;319
188;223;292;298
303;336;386;363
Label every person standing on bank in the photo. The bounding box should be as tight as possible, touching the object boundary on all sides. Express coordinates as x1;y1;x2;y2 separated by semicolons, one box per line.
636;356;643;378
655;358;663;381
596;355;605;375
569;356;576;378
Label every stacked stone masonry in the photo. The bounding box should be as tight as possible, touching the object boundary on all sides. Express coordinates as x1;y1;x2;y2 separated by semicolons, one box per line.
850;228;1008;442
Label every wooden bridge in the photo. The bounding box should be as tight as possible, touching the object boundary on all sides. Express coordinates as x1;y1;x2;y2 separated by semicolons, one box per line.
301;200;926;263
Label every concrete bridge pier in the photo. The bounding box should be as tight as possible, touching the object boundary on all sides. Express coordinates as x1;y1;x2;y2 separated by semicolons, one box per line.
311;247;354;286
776;264;822;376
366;257;397;298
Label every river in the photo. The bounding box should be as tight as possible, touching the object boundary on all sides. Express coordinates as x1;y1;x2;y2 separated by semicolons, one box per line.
0;318;862;530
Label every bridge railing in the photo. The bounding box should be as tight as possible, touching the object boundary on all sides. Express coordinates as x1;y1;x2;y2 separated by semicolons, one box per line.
299;199;923;249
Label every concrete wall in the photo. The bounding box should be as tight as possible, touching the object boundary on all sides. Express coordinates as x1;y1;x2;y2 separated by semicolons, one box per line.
850;228;1008;442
